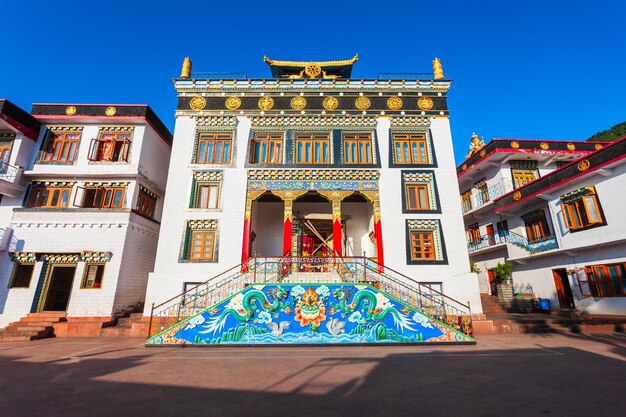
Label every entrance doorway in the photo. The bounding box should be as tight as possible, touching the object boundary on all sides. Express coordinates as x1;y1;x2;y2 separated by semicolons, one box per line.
41;265;76;311
552;268;575;309
487;269;496;296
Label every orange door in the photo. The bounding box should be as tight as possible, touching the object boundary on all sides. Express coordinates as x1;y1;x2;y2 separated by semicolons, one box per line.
486;224;495;245
552;270;567;308
487;269;496;295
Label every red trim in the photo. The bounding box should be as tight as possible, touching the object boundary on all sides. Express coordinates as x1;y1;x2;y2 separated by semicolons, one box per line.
374;219;384;268
33;115;172;147
0;114;39;141
333;219;342;257
241;218;251;264
283;218;292;256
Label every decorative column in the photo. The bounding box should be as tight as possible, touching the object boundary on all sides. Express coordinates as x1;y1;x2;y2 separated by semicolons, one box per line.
271;190;307;256
319;191;353;257
241;190;265;264
362;191;384;267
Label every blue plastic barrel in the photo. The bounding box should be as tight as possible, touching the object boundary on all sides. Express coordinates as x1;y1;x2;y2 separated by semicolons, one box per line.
540;298;550;311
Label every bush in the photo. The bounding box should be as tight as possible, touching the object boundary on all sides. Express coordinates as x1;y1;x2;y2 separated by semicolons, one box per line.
494;262;512;283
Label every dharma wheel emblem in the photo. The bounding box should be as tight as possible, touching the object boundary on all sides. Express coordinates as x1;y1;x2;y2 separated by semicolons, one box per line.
225;96;241;110
513;191;522;201
417;97;433;110
65;106;77;115
511;141;520;149
540;142;550;150
105;106;117;116
567;142;576;151
304;63;322;78
189;96;206;110
577;159;590;172
258;96;274;111
291;96;307;110
323;96;339;110
595;143;603;150
479;149;487;157
387;97;403;110
355;96;371;110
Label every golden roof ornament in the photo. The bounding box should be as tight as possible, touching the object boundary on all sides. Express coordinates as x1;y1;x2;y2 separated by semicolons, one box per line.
180;57;192;79
432;57;444;80
466;132;486;159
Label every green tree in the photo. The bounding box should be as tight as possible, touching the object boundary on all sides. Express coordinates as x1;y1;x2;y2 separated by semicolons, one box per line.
587;121;626;142
493;262;512;283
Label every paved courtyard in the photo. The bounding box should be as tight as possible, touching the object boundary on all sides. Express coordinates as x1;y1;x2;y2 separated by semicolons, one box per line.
0;333;624;417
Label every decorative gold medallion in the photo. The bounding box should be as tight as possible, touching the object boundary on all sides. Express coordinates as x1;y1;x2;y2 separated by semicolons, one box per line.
479;149;487;157
511;141;520;149
513;191;522;201
65;106;77;115
567;142;576;151
540;142;549;150
189;96;206;110
387;97;403;110
577;159;590;171
323;96;339;110
105;106;117;116
355;96;371;110
258;96;274;111
291;96;307;110
461;163;467;170
304;63;322;78
595;143;603;150
225;96;241;110
417;97;434;110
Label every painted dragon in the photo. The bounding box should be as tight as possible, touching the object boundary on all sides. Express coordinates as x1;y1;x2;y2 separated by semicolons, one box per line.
200;287;290;334
330;287;416;332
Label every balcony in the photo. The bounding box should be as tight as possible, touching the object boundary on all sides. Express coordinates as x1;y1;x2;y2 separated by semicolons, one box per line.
468;231;558;255
461;181;509;215
0;161;25;197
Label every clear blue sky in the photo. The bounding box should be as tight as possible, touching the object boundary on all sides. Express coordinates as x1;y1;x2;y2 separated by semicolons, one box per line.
3;0;625;164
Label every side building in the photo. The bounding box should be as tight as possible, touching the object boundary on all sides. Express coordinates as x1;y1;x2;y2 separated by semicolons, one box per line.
144;55;483;339
0;103;172;333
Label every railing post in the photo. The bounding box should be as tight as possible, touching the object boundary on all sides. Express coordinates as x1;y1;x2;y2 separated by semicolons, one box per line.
148;302;155;338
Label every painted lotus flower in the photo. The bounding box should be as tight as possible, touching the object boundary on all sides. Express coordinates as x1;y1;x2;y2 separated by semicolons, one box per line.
294;287;326;328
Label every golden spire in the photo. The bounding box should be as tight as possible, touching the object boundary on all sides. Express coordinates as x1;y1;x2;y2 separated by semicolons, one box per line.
432;57;444;80
180;57;192;79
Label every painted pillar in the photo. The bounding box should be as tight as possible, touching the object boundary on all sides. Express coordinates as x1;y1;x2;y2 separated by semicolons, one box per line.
241;190;264;266
331;199;342;257
373;199;384;267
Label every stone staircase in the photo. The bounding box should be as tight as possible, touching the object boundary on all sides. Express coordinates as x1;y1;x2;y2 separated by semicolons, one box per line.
100;313;149;337
0;312;67;341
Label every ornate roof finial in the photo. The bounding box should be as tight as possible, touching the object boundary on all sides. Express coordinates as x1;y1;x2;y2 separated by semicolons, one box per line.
180;57;192;79
466;132;486;159
432;57;444;80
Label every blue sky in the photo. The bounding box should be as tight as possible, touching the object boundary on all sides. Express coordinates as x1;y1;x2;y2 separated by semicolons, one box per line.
2;0;625;164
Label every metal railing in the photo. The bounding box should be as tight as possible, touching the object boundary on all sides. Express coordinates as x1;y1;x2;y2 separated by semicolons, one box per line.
148;256;474;339
189;72;248;79
461;182;508;214
467;231;558;255
377;73;435;80
0;161;20;183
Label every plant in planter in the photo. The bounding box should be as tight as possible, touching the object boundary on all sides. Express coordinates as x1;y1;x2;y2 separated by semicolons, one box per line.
494;262;512;284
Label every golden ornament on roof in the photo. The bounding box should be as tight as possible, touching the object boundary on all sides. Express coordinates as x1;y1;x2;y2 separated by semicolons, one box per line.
355;96;371;110
511;141;520;149
304;63;322;78
65;106;77;115
258;96;274;110
417;97;433;110
577;159;590;171
540;142;550;150
387;97;403;110
323;96;339;110
567;142;576;150
189;97;206;110
105;106;117;116
291;96;307;110
225;96;241;110
180;57;192;79
595;144;603;150
513;191;522;201
432;58;444;80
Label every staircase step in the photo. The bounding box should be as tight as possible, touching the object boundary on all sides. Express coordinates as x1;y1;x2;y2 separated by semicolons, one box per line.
11;321;57;327
20;316;66;323
27;312;67;319
129;313;145;319
0;335;36;342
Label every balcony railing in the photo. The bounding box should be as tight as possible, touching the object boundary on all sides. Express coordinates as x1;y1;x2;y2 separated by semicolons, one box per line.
468;231;558;255
461;182;509;214
0;161;20;183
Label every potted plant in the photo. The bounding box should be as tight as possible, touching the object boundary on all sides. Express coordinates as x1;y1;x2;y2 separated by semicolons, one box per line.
494;262;513;305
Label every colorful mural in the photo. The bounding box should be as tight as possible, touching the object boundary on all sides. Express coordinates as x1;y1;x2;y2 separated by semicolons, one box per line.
147;283;474;345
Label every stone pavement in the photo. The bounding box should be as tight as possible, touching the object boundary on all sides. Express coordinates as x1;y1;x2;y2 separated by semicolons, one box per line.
0;333;624;417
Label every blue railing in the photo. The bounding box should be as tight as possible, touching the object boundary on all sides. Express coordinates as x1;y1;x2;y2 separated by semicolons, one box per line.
467;231;558;255
0;161;20;183
462;182;508;214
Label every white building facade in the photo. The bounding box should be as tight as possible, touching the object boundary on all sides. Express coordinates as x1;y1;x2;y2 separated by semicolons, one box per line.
0;103;172;328
144;56;482;322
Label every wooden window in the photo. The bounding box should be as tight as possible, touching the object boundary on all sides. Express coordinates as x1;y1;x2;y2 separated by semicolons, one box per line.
343;133;372;164
136;189;157;218
512;169;538;188
9;263;34;288
88;132;132;162
42;132;80;163
562;194;603;230
410;232;435;260
392;133;429;164
523;210;551;243
295;133;330;164
0;139;14;171
251;133;282;164
406;185;430;210
196;133;232;164
466;224;481;244
82;264;105;288
73;186;125;209
189;230;216;260
575;269;591;296
27;185;72;208
584;264;626;297
195;184;219;209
